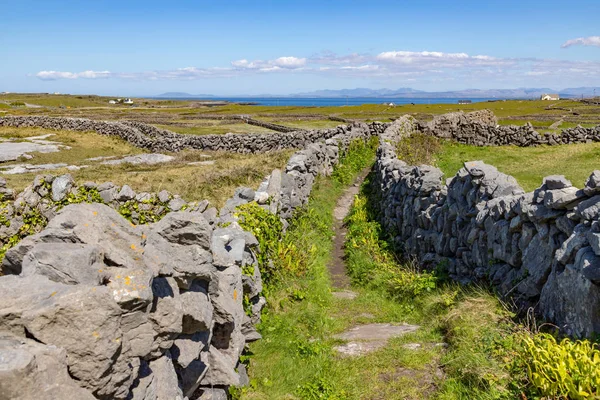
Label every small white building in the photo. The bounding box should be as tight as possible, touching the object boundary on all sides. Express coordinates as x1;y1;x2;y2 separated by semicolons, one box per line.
108;100;117;104
124;98;134;104
540;93;560;101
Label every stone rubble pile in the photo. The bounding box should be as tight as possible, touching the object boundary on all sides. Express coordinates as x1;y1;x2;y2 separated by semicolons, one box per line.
375;116;600;338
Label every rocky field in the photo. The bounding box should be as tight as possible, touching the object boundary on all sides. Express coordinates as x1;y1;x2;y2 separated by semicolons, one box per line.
1;96;600;399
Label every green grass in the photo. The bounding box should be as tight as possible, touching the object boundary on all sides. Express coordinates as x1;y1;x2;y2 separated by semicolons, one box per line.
497;119;555;127
0;93;196;109
154;123;275;135
269;119;342;130
560;121;599;129
238;142;525;399
436;141;600;191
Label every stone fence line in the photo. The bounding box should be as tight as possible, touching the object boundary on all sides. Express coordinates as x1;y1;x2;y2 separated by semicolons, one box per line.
0;116;387;154
374;116;600;339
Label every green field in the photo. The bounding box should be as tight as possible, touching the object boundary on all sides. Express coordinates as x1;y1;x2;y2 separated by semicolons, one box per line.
436;141;600;191
1;93;599;197
3;94;598;138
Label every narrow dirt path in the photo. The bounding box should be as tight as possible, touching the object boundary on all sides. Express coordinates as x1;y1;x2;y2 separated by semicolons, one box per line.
327;167;421;359
327;167;371;289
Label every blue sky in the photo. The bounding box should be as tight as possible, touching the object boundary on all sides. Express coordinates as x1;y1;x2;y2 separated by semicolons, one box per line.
1;0;599;96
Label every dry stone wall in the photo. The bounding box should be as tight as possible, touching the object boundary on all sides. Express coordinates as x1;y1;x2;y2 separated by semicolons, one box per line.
0;116;386;154
374;116;600;338
419;110;600;147
0;122;377;399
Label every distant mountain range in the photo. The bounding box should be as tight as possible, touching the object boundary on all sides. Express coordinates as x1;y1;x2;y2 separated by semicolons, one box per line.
156;87;600;99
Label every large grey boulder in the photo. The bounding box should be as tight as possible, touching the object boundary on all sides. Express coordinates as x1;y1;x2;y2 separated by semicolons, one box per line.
147;352;185;400
584;170;600;196
544;187;585;209
171;331;211;369
211;223;257;269
518;233;558;298
575;195;600;220
0;275;134;399
19;242;104;285
151;212;212;247
463;161;524;200
0;333;96;400
51;174;74;202
543;175;572;190
3;203;148;275
178;351;210;398
200;345;241;386
149;277;183;357
143;212;214;285
266;169;282;214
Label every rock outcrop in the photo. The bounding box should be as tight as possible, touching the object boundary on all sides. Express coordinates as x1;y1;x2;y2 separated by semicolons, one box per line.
0;202;257;399
0;119;378;399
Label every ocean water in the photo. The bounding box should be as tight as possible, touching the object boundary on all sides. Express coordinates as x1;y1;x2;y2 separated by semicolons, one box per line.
161;97;503;107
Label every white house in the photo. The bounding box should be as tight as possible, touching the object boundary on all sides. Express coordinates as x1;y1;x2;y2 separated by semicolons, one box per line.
108;100;117;104
540;93;560;101
124;98;134;104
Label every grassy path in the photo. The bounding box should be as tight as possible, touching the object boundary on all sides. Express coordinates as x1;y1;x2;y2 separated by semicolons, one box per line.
238;172;449;399
327;168;369;289
237;142;527;399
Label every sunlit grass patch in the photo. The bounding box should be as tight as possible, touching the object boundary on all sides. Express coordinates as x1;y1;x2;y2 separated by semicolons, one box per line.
436;141;600;191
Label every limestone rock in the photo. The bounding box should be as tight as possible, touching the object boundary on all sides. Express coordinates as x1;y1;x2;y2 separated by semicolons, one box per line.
147;351;185;400
584;170;600;196
180;280;213;334
544;175;572;190
19;243;104;285
199;345;240;386
0;333;96;400
51;174;74;202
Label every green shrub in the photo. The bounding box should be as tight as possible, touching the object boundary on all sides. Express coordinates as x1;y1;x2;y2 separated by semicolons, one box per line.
235;202;309;289
331;136;378;185
521;333;600;399
395;132;441;165
345;194;437;299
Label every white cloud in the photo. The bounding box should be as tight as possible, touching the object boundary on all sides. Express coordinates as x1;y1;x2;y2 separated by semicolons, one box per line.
310;51;370;66
272;56;306;68
375;51;509;69
33;49;600;84
231;56;306;70
561;36;600;48
36;70;111;80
